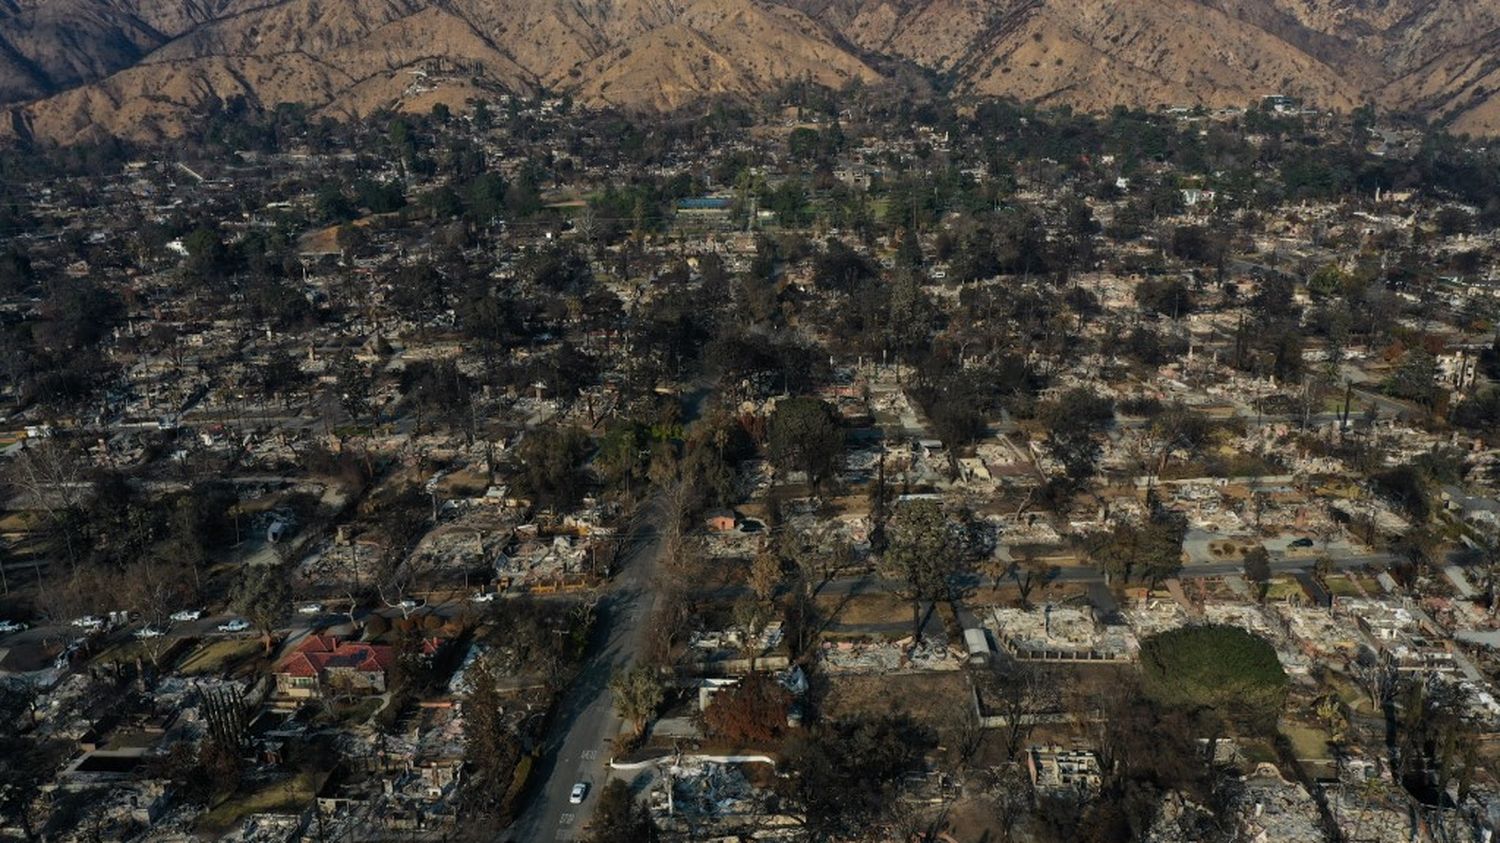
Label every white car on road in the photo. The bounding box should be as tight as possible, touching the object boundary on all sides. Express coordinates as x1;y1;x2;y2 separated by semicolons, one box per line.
297;603;324;615
0;620;25;634
72;616;105;631
170;609;203;623
217;619;251;633
569;782;589;804
469;591;496;603
134;626;167;639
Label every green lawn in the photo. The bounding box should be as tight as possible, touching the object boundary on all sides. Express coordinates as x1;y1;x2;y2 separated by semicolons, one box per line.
1322;575;1364;598
196;771;322;834
1280;721;1333;761
93;640;149;665
1264;579;1305;601
331;696;382;726
1326;673;1377;716
1237;737;1280;766
179;639;262;675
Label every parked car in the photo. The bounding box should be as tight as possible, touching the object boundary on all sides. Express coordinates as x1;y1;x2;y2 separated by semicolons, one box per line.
217;619;250;633
0;620;26;634
1289;537;1315;548
397;598;424;612
134;626;166;639
469;591;496;603
169;609;203;623
71;616;105;631
569;782;589;804
297;603;323;615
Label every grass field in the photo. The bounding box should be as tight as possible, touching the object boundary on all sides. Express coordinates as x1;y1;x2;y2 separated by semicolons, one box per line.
330;696;382;726
179;639;262;676
196;770;323;834
94;640;148;666
1322;575;1364;598
1264;579;1305;602
822;673;973;729
815;590;910;628
1280;720;1333;761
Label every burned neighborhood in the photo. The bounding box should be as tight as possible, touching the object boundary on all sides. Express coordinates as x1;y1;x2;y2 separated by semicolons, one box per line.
0;78;1497;843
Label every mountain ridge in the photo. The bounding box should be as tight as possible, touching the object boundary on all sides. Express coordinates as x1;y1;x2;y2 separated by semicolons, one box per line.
3;0;1500;143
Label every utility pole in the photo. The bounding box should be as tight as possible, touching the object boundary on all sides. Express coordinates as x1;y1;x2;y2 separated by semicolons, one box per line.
1337;380;1352;436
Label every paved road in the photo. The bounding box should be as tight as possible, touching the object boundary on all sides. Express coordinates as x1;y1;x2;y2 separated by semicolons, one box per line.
504;500;666;842
699;548;1436;607
0;545;1438;666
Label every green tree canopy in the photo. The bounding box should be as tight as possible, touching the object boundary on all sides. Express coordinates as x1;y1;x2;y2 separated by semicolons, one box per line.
787;127;821;161
767;396;843;494
878;499;974;641
460;654;524;818
229;566;291;654
1387;348;1439;408
1242;545;1272;602
1138;625;1288;728
513;428;593;511
1086;511;1186;587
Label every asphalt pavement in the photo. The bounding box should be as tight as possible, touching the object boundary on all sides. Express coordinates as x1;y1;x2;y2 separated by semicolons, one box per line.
504;499;666;842
693;546;1437;606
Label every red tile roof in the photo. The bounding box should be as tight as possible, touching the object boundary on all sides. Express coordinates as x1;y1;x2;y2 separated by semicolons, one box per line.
277;635;396;679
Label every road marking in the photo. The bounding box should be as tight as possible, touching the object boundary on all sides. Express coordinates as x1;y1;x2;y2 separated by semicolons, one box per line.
560;813;575;826
581;749;599;761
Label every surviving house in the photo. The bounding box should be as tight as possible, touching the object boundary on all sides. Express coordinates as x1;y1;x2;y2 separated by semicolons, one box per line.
275;635;398;698
704;509;738;532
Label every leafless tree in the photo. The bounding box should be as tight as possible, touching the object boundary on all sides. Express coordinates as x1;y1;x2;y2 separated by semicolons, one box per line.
378;551;439;620
983;661;1061;761
939;677;985;768
122;558;193;667
784;521;851;595
6;438;89;576
1011;548;1057;608
1352;649;1399;713
643;590;690;668
979;762;1034;843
